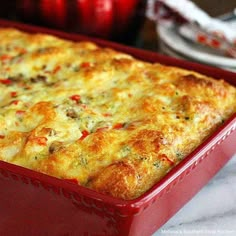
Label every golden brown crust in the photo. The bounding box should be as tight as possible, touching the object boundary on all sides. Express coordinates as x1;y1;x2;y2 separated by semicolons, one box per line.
0;28;235;199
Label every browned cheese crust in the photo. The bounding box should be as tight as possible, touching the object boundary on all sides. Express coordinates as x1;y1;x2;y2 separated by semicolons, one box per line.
0;28;235;199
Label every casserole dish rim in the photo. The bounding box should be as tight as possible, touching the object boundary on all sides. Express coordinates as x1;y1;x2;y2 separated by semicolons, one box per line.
0;17;235;221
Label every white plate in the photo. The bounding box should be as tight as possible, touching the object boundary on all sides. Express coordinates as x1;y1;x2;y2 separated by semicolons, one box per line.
159;40;236;73
159;41;188;60
158;25;236;68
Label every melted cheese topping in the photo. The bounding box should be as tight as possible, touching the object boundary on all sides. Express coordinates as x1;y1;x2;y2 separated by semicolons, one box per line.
0;28;235;199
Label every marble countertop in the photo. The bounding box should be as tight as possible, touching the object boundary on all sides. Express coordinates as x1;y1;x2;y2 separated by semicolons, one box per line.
153;154;236;236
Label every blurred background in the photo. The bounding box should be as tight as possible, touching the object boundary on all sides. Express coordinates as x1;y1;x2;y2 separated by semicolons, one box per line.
0;0;235;52
141;0;236;50
0;0;147;44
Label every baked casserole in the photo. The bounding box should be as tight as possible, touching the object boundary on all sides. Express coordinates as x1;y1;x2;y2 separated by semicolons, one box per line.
0;28;235;200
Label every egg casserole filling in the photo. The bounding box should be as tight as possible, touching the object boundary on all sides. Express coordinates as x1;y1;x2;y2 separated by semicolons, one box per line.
0;28;235;199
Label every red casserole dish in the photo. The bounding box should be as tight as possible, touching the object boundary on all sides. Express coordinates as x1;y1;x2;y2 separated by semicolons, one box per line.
0;19;235;236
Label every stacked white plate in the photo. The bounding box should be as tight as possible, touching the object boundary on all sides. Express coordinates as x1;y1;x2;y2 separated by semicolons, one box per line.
158;18;236;72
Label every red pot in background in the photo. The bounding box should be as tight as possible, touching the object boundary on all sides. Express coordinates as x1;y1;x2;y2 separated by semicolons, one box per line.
15;0;147;43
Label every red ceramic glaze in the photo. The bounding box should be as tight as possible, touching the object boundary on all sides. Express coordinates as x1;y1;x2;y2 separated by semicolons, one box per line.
113;0;137;33
15;0;147;41
0;19;235;236
76;0;93;34
92;0;114;38
40;0;67;28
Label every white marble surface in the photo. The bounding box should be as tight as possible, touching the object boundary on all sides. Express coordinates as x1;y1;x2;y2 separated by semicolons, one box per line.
153;154;236;236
